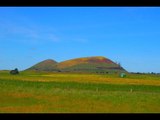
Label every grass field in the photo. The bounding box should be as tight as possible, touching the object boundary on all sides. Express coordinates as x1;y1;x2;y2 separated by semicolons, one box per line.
0;71;160;113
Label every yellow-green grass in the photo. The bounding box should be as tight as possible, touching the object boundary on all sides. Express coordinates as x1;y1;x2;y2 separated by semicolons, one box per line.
0;71;160;113
1;71;160;86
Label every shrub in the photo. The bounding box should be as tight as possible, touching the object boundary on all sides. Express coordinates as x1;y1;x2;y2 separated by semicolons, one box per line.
10;68;19;75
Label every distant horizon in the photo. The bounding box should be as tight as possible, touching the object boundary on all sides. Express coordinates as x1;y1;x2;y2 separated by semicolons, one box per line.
1;7;160;73
0;55;159;73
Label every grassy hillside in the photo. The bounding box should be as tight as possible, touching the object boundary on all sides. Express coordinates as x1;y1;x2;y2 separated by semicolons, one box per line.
26;56;126;73
26;59;58;71
55;56;115;68
58;62;125;73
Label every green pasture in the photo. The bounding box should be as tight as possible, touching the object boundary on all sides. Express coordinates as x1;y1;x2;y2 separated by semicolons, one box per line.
0;71;160;113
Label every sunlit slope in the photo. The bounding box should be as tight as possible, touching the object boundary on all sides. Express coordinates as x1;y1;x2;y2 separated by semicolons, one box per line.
26;59;58;71
54;56;127;73
26;56;127;73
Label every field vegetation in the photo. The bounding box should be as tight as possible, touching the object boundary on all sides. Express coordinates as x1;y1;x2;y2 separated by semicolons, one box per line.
0;71;160;113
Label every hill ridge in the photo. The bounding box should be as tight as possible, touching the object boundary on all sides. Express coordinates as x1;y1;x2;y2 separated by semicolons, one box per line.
26;56;127;73
26;59;58;71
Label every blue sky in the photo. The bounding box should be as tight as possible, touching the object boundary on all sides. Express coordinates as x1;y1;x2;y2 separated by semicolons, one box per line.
0;7;160;72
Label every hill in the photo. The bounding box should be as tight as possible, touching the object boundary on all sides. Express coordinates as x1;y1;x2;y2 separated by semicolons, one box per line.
54;56;126;73
26;59;58;71
26;56;127;73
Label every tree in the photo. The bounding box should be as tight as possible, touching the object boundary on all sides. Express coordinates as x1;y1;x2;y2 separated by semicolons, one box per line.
10;68;19;75
118;62;121;68
151;72;155;74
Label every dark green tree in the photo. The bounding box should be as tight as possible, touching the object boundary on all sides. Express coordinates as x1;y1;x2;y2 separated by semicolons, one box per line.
10;68;19;75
